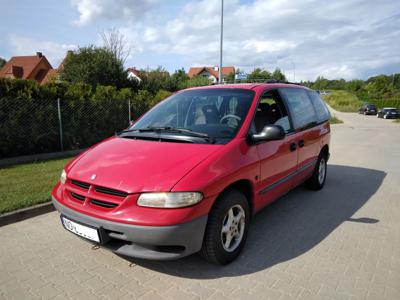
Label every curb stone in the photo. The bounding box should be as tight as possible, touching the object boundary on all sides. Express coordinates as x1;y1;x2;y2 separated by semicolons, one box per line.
0;202;55;227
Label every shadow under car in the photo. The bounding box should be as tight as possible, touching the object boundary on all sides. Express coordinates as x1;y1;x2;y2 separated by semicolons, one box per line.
119;164;385;279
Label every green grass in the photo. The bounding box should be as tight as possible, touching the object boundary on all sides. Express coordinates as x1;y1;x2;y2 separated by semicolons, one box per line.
322;90;363;112
0;157;72;214
329;115;344;124
394;119;400;123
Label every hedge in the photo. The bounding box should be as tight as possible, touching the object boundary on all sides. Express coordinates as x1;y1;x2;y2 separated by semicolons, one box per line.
0;78;171;158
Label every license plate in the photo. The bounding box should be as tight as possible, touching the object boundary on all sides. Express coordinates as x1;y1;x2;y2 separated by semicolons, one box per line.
61;216;100;243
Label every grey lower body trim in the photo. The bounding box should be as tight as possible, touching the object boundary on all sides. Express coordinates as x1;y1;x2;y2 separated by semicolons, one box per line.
259;159;317;195
52;197;208;260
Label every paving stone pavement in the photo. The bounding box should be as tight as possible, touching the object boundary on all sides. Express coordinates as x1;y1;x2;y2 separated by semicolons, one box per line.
1;111;399;300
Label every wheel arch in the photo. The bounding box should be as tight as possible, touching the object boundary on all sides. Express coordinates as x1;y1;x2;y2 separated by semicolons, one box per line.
213;179;255;220
321;144;329;161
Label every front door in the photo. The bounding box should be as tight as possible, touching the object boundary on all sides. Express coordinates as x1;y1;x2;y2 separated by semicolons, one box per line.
252;89;298;211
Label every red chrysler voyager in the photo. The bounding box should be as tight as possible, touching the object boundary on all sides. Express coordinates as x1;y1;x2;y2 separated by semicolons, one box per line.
52;83;331;265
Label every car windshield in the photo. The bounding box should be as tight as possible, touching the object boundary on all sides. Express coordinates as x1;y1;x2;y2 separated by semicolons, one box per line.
367;105;376;109
387;109;397;112
127;88;255;144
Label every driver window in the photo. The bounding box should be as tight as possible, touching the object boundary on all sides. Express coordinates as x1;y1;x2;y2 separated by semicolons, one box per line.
253;90;291;134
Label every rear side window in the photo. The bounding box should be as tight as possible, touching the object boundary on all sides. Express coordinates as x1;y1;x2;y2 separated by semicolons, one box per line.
307;91;331;123
280;88;317;130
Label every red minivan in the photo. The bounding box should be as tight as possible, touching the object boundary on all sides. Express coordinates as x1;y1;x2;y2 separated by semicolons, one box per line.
52;83;331;265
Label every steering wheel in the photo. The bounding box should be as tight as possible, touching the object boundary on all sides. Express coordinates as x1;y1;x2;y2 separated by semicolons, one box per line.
220;114;241;124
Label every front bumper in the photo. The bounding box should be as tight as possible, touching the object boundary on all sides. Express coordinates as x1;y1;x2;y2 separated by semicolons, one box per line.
52;197;208;260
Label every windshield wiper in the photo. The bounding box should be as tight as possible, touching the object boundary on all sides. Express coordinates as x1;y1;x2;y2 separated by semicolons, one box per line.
116;128;139;135
121;126;215;143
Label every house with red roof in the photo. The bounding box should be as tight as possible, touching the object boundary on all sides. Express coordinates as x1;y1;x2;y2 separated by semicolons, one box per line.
188;66;235;83
0;52;55;84
127;67;142;82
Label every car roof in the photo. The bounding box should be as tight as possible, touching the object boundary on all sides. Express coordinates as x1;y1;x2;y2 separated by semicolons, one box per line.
183;82;312;92
383;107;397;109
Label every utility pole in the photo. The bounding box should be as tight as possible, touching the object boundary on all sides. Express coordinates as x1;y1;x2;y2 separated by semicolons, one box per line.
218;0;224;84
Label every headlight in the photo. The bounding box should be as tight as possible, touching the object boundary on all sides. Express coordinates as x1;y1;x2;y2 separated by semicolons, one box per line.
60;169;67;185
137;192;203;208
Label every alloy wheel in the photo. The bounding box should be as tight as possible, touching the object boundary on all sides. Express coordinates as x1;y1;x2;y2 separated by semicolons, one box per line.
221;205;245;252
318;158;326;185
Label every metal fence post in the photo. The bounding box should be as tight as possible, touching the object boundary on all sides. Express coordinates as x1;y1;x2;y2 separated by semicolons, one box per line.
128;99;132;124
57;98;64;151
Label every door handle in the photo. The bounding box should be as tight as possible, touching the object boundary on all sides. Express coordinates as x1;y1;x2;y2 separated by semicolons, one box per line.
290;143;297;152
298;140;305;148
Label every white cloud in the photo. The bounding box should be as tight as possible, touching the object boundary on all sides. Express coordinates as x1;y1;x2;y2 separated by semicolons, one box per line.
71;0;158;26
8;34;76;67
118;0;400;80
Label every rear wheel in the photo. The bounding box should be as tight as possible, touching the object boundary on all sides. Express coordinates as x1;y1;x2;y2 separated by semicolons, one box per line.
306;152;327;190
200;189;250;265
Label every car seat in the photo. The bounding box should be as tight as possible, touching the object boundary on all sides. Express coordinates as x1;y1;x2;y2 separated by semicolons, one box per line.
202;105;220;124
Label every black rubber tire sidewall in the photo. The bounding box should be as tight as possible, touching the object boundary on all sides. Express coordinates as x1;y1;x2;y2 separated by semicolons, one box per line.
306;152;327;191
200;189;250;265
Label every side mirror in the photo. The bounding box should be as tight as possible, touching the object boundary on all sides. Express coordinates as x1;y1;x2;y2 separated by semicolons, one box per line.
250;125;285;143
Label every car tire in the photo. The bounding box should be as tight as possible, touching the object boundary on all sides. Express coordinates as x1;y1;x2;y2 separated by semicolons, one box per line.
200;189;250;265
306;152;327;191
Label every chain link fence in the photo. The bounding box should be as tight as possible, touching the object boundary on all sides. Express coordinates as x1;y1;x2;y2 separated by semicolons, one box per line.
0;97;135;158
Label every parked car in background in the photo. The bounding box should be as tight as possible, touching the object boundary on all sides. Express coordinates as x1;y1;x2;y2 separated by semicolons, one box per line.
377;107;399;119
52;83;331;265
359;104;377;115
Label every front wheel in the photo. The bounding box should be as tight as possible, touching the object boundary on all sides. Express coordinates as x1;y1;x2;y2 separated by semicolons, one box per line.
200;189;250;265
306;153;327;190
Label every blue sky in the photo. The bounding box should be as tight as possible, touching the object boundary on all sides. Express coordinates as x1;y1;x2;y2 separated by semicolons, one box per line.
1;0;400;81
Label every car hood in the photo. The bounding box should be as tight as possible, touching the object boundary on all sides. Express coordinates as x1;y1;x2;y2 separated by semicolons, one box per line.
67;137;222;193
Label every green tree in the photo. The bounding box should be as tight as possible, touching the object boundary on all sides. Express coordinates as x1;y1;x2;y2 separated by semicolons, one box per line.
345;79;364;92
186;75;212;87
225;71;235;83
60;46;129;88
139;67;171;94
171;68;189;83
272;68;286;81
169;68;189;90
0;57;6;69
247;68;272;82
312;76;330;90
149;90;172;107
363;75;393;98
